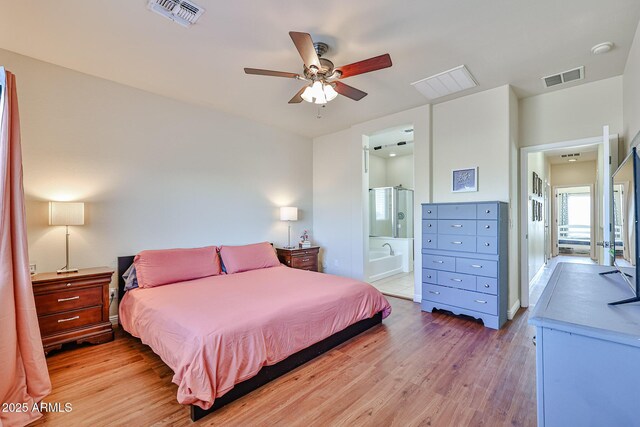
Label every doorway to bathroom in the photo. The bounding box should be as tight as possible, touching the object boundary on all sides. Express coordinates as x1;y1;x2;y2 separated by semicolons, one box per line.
366;125;415;299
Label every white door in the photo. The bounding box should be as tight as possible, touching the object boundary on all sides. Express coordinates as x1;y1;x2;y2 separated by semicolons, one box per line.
598;125;616;266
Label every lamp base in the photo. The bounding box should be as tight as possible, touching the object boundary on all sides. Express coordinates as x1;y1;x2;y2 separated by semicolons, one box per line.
57;267;79;274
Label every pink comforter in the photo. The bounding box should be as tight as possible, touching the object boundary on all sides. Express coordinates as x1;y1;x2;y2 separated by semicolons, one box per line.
119;265;391;409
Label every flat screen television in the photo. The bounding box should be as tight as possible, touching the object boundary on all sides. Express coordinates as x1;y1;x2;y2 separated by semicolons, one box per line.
602;146;640;305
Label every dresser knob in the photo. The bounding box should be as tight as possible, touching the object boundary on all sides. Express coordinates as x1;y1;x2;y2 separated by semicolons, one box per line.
66;283;72;287
484;243;490;246
428;224;432;227
427;239;432;243
484;284;490;288
485;225;490;229
427;210;432;214
426;275;432;279
485;209;490;214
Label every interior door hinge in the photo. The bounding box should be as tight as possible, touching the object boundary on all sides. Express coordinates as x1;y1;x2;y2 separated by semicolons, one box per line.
609;156;612;165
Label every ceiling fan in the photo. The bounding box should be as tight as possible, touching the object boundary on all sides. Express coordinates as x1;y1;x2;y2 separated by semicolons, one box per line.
244;32;392;105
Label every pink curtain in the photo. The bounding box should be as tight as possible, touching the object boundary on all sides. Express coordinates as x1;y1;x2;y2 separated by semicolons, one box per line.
0;69;51;426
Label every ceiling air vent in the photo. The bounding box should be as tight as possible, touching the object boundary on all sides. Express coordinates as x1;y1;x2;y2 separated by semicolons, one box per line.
411;65;478;100
147;0;205;27
542;66;584;88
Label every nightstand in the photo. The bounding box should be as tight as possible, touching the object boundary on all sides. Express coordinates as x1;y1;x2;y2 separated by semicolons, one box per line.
276;247;320;272
31;267;114;354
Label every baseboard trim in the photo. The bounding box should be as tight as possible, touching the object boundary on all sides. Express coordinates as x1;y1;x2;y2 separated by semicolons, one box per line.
508;299;521;320
109;314;118;325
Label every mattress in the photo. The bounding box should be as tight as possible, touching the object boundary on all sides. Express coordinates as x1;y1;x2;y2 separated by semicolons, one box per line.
119;265;391;409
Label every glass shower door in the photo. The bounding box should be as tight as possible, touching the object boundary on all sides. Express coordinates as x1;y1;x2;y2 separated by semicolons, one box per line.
369;187;393;237
396;188;414;238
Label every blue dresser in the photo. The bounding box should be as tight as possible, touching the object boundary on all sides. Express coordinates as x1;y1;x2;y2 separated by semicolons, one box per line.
421;201;508;329
530;263;640;427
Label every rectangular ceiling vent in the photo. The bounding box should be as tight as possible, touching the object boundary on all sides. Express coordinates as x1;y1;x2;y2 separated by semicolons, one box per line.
560;153;581;158
411;65;478;101
542;66;584;88
147;0;205;27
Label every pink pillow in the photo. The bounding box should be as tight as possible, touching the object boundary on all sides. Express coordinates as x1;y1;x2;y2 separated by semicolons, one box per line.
219;242;280;274
134;246;221;288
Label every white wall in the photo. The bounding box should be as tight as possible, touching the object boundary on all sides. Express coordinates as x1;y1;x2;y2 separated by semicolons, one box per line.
1;49;313;316
368;155;387;188
519;76;623;148
386;155;414;188
508;87;520;312
313;105;431;300
624;19;640;152
550;161;597;187
432;86;511;202
527;152;546;281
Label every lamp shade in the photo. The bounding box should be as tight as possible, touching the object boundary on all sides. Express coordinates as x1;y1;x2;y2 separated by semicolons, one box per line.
280;206;298;221
49;202;85;226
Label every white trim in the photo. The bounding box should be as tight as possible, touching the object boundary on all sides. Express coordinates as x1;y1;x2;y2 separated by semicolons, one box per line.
109;314;118;325
508;299;521;320
414;293;421;303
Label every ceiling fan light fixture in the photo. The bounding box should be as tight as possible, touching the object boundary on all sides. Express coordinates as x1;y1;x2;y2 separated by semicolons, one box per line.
324;83;338;101
301;81;328;104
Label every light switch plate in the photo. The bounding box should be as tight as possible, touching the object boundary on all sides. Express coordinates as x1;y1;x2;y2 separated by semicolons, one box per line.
29;264;36;274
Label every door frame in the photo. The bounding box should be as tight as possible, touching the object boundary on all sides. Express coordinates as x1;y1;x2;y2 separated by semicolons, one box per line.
552;184;595;259
519;135;605;308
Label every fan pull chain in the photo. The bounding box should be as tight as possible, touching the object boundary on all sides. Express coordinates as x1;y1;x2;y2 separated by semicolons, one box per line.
316;104;325;119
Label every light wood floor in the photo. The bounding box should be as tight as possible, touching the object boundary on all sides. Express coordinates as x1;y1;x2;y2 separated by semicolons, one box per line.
369;272;414;300
32;298;536;426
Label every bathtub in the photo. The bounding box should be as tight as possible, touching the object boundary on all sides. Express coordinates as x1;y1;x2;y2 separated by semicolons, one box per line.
368;250;403;282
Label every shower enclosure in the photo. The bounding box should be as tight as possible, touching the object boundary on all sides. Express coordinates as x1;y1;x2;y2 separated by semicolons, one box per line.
369;186;414;238
368;186;414;282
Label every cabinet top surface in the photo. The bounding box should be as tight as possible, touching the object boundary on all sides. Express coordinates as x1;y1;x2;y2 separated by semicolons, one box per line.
276;246;319;252
421;201;507;206
32;267;114;284
529;263;640;346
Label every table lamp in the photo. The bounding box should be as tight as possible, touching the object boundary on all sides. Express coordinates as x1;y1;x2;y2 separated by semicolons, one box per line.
49;201;84;273
280;206;298;249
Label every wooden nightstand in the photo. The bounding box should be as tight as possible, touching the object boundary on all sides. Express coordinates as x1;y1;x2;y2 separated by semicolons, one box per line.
31;267;114;354
276;247;320;272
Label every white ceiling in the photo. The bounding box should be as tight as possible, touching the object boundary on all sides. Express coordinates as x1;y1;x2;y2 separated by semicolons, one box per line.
0;0;639;138
545;145;599;164
368;125;414;158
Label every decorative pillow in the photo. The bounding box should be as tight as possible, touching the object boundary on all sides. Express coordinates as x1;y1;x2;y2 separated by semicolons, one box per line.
134;246;222;288
219;242;280;274
122;263;139;291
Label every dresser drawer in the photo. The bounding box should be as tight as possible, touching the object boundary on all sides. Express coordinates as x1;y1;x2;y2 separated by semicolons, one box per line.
438;204;476;219
423;284;498;315
423;268;438;284
477;220;498;236
437;271;476;291
477;236;498;254
456;257;498;277
477;203;498;220
422;204;437;219
35;287;102;316
423;254;455;272
291;256;317;269
423;234;437;249
437;235;476;252
476;277;498;295
293;249;319;257
38;306;103;336
437;219;477;235
423;219;437;232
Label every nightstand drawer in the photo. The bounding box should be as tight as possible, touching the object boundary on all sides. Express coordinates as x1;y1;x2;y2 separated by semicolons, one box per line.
35;287;102;316
291;256;317;269
38;306;103;336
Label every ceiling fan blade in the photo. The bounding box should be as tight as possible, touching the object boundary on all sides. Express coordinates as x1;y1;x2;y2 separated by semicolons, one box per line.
335;54;392;79
244;68;300;78
333;81;367;101
288;85;307;104
289;32;321;70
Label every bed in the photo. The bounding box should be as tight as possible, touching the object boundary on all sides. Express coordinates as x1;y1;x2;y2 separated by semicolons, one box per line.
117;252;391;421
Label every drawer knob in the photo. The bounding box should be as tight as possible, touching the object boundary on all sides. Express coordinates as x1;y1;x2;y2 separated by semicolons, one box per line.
427;224;432;227
426;275;432;279
474;299;487;304
451;224;463;228
484;243;490;247
433;260;444;264
485;209;490;214
57;296;80;302
429;290;440;295
471;264;482;268
451;278;462;282
485;225;490;229
302;258;310;262
427;210;432;214
66;283;72;287
451;241;462;245
484;284;490;288
427;239;432;243
58;315;80;323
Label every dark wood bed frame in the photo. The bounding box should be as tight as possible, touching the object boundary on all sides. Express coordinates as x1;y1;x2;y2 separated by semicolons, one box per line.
117;256;383;422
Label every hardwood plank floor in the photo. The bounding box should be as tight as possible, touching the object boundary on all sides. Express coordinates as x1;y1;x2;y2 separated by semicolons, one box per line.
31;298;536;426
